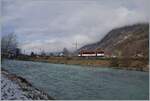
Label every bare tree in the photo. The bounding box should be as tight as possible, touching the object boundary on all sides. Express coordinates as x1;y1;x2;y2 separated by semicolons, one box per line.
63;48;69;56
30;51;35;57
1;33;18;58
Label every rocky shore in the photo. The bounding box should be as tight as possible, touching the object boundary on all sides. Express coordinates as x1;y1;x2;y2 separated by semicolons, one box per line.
1;69;54;100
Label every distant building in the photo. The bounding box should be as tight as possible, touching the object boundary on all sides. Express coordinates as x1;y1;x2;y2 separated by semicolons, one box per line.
78;49;105;57
2;48;21;59
96;51;105;57
59;52;64;56
78;51;96;56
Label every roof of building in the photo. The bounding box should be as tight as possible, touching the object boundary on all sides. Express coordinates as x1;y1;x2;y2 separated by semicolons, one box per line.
79;49;104;54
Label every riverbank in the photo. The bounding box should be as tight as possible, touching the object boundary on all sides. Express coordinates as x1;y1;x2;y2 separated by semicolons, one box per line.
16;56;149;72
1;68;54;100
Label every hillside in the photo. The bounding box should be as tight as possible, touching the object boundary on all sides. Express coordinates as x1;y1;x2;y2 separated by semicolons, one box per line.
79;23;149;58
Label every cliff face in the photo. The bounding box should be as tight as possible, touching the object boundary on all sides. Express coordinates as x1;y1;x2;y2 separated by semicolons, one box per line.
79;23;149;58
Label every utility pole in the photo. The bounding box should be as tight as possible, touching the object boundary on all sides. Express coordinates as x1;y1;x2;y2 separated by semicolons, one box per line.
23;50;25;55
75;40;77;50
73;40;78;51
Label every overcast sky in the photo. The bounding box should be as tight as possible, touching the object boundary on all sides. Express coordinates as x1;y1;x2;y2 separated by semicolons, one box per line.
2;0;149;54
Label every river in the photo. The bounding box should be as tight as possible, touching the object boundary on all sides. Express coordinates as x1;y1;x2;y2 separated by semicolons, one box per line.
2;59;149;100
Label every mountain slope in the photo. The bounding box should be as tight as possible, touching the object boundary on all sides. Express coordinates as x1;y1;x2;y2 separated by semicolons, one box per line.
79;23;149;58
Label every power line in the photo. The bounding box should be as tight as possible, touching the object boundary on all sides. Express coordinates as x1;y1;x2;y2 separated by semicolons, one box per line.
72;40;84;51
72;40;79;50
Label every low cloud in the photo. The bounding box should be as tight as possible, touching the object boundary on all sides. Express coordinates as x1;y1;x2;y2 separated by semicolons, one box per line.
2;0;149;53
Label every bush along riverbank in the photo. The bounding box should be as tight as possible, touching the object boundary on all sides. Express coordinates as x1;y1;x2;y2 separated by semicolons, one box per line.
1;68;54;100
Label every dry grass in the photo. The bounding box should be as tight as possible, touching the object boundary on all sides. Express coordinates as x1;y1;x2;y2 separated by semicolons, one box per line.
16;56;149;71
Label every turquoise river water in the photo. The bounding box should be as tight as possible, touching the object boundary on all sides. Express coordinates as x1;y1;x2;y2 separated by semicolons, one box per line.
2;60;149;100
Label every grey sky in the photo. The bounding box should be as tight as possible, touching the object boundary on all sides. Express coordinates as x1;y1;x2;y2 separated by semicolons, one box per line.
2;0;149;54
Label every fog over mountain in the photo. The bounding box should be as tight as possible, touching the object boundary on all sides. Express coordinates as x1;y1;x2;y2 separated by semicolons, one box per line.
2;0;149;53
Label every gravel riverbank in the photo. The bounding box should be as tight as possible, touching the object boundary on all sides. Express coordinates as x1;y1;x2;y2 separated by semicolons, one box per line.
1;69;54;100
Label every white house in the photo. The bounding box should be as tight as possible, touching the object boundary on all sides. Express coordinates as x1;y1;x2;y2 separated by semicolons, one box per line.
78;50;105;57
